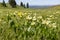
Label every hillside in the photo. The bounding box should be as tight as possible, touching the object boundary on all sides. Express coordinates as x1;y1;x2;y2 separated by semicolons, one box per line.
0;4;60;40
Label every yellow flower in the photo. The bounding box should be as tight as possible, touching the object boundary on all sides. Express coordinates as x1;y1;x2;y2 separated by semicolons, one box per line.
17;12;22;17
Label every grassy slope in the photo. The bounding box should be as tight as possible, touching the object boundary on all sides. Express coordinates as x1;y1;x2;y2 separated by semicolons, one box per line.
0;5;60;29
0;6;60;39
0;5;60;24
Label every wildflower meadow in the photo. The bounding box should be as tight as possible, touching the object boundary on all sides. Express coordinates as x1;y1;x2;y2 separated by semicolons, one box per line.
0;8;60;40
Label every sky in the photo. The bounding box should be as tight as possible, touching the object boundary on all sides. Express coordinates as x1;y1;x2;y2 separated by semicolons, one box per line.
0;0;60;6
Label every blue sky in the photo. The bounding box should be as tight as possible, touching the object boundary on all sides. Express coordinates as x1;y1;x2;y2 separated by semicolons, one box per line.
0;0;60;5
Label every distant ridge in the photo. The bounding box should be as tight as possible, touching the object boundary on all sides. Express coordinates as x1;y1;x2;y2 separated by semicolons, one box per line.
29;5;60;9
49;5;60;9
30;5;53;8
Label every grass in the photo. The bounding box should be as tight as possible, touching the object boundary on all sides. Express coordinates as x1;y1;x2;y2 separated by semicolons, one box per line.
0;6;60;40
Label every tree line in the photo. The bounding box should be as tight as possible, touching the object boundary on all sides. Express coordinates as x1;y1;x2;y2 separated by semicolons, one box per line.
2;0;29;8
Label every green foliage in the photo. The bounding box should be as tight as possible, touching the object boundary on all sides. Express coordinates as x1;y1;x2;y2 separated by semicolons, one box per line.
23;4;26;8
20;2;26;8
26;3;29;8
0;7;60;40
9;0;16;8
20;2;24;7
2;0;6;7
0;10;59;40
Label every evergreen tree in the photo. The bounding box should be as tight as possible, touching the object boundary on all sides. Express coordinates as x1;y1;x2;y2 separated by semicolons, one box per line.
23;4;25;8
2;0;6;7
9;0;16;8
26;3;29;8
20;2;23;6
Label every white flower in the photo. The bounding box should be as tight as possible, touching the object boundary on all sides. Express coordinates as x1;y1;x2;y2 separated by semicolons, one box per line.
55;17;57;19
42;20;46;24
0;19;1;22
31;22;35;25
25;13;27;15
27;26;31;31
14;12;16;15
15;11;18;13
52;22;57;28
34;13;36;16
56;11;60;13
46;21;51;25
37;16;42;19
32;16;36;21
37;20;39;22
26;15;32;20
48;24;52;27
7;14;9;16
3;21;6;24
42;19;51;25
46;18;51;20
13;12;17;16
49;15;53;17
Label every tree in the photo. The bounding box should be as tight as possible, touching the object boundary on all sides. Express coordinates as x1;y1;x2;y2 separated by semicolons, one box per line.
9;0;16;8
26;3;29;8
2;0;6;7
20;2;23;7
23;4;25;8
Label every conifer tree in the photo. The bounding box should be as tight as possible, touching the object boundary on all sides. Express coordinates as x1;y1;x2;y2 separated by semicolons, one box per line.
9;0;16;8
20;2;23;6
2;0;6;7
23;4;25;8
26;2;29;8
